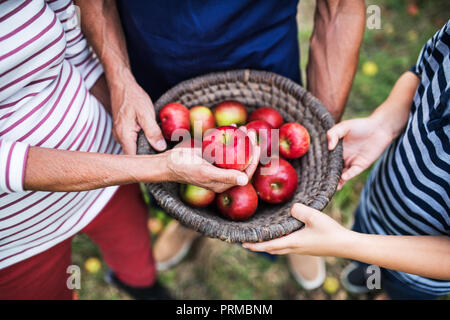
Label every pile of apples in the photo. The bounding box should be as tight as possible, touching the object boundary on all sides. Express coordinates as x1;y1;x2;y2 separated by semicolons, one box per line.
159;100;310;221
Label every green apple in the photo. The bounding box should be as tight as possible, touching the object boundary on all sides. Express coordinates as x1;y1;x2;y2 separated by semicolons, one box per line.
213;100;247;126
180;184;215;208
189;105;216;136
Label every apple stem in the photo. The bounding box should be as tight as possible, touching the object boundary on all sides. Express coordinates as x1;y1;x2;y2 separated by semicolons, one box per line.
223;195;231;206
270;182;281;190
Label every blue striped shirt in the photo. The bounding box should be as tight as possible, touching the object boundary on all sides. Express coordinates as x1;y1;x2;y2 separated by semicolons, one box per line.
358;21;450;295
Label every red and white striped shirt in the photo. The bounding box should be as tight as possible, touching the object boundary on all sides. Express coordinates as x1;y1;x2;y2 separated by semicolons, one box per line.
0;0;120;269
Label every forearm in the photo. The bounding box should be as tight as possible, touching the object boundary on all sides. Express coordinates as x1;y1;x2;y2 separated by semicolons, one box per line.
307;0;365;121
335;231;450;280
75;0;133;91
24;147;168;192
370;71;419;138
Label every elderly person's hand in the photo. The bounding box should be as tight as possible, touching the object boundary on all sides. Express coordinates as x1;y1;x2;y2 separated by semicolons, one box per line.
242;203;349;256
164;129;261;193
110;72;167;155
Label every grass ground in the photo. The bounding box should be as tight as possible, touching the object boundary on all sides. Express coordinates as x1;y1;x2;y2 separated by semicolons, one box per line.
72;0;449;300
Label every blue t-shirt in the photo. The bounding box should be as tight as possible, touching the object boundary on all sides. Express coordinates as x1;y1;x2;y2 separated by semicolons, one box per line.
117;0;300;100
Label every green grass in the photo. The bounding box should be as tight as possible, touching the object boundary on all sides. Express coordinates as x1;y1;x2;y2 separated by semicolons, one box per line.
345;0;448;118
72;1;450;300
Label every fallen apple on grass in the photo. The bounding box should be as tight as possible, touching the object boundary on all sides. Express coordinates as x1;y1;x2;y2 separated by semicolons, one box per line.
159;102;190;142
180;184;216;208
248;107;284;129
216;183;258;221
213;100;247;126
84;257;102;274
202;126;254;171
148;217;163;235
252;158;298;204
279;122;310;159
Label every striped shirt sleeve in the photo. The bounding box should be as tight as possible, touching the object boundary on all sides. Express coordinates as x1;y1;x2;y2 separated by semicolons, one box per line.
46;0;104;89
0;140;30;193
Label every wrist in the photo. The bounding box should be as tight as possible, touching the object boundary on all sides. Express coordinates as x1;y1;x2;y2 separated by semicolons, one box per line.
138;152;173;183
370;99;409;140
369;107;398;141
105;66;138;115
104;61;135;93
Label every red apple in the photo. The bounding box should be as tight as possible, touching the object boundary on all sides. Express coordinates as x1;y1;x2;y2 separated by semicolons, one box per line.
249;107;283;129
213;100;247;126
246;120;273;156
159;102;190;142
407;3;419;16
279;123;310;159
252;158;298;204
202;126;253;171
216;184;258;221
180;184;215;208
189;105;216;136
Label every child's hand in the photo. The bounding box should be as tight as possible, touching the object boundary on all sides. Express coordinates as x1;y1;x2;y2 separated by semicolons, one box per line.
243;203;350;256
327;116;394;189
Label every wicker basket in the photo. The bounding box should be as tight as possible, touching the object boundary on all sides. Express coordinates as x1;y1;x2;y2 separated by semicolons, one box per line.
137;69;343;243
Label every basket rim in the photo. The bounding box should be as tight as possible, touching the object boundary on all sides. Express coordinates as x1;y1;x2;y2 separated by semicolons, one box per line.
137;69;343;243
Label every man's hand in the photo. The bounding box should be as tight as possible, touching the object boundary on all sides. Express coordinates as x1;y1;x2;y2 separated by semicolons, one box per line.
243;203;350;256
327;116;394;189
110;70;166;154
